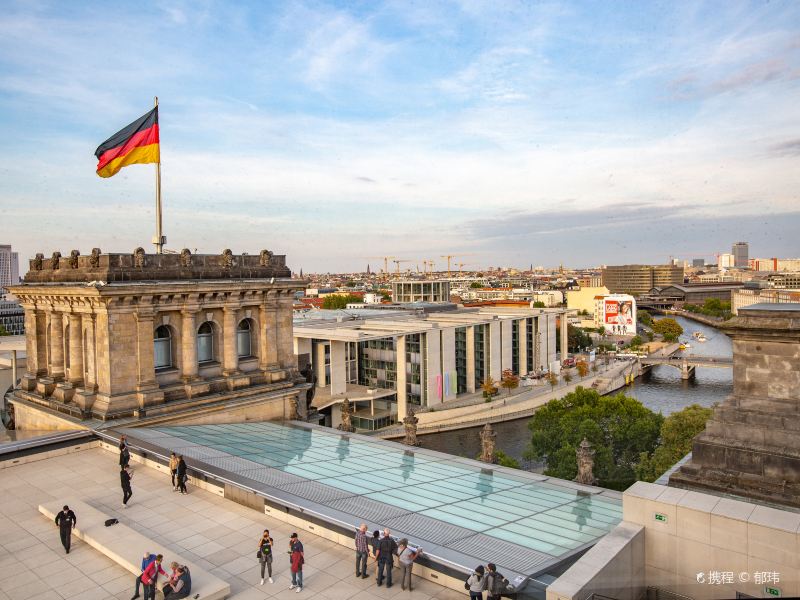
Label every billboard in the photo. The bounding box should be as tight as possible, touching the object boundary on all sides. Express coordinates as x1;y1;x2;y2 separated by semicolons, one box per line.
604;297;636;335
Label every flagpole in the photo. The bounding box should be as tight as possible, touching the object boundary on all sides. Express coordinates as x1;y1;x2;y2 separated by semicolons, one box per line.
154;96;164;254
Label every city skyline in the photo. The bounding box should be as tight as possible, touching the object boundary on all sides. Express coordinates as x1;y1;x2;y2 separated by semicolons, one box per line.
1;1;799;272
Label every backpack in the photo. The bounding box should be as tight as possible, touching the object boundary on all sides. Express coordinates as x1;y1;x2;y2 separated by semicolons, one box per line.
104;518;119;527
464;576;470;591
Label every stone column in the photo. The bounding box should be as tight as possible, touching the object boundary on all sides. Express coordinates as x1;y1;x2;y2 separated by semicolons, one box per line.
466;325;476;393
20;308;42;390
49;311;65;381
278;293;295;369
329;340;347;396
518;319;528;376
82;313;97;391
67;313;84;385
222;304;239;375
396;335;408;420
134;312;157;388
560;312;569;359
181;310;198;381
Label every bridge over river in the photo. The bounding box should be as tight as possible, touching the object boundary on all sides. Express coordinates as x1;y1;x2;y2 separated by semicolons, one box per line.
640;354;732;379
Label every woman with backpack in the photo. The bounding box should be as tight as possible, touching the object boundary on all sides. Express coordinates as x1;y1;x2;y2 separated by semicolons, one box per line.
257;529;274;585
466;565;485;599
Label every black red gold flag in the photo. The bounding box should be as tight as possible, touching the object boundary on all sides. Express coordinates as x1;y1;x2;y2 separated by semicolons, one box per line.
94;107;160;178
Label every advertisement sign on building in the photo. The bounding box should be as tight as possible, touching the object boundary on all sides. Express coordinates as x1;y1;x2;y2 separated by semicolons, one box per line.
601;295;637;336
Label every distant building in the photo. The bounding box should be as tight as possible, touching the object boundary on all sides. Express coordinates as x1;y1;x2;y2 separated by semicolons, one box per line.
732;241;749;268
566;286;610;314
766;272;800;289
0;244;20;295
391;280;450;303
717;253;735;269
731;288;800;314
748;257;800;272
647;283;744;305
576;275;602;288
692;258;705;268
601;264;684;295
594;294;636;335
0;300;24;335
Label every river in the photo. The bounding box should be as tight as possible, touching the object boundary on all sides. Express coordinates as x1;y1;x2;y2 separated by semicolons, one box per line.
416;316;733;469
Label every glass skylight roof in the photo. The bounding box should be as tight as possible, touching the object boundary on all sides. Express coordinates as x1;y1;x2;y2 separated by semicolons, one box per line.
118;422;621;585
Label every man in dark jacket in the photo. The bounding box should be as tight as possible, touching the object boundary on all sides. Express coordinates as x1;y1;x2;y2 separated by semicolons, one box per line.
176;455;188;494
484;563;508;600
54;505;77;554
121;465;133;507
375;528;398;588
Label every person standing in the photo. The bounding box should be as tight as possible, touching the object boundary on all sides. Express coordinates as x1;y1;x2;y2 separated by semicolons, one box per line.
169;452;179;491
354;523;369;578
257;529;274;585
483;563;508;600
141;554;167;600
467;565;485;600
288;533;304;593
176;455;188;494
121;465;133;508
375;528;398;588
54;505;77;554
119;435;130;468
130;551;156;600
397;538;422;591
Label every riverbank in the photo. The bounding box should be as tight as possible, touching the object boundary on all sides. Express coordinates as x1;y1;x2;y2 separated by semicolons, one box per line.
654;308;727;328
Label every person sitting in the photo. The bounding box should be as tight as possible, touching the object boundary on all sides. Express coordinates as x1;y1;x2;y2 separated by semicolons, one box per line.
161;562;179;596
163;566;191;599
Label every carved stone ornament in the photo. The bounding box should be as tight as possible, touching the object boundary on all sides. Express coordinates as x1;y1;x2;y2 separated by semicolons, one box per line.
337;397;355;432
259;249;273;266
221;249;234;268
574;437;598;486
180;248;192;267
403;406;420;446
288;395;299;420
51;251;61;270
90;248;101;268
68;250;80;269
133;247;146;267
33;253;44;271
479;423;497;463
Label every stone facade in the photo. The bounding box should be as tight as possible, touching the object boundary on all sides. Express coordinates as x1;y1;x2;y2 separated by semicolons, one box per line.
670;303;800;508
7;249;306;425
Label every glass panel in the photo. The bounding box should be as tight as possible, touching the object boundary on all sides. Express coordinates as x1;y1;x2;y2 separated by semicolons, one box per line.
154;338;171;368
237;330;251;357
197;334;213;362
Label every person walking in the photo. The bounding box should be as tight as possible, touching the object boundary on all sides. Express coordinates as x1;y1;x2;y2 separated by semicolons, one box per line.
288;533;304;593
354;523;370;579
397;538;422;591
375;528;398;588
119;435;130;468
54;505;77;554
466;565;485;600
176;455;188;494
169;452;179;491
257;529;274;585
483;563;508;600
121;465;133;508
130;551;156;600
140;554;167;600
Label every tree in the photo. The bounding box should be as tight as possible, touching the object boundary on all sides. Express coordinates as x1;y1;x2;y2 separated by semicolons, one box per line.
635;404;712;482
557;325;592;352
525;387;664;490
481;376;498;399
597;325;605;337
0;324;9;336
495;450;520;469
322;294;364;309
630;335;643;349
652;318;683;342
547;372;558;390
638;311;653;326
590;362;598;373
576;361;589;378
470;281;483;289
532;301;546;308
562;371;572;384
500;369;519;396
646;331;654;342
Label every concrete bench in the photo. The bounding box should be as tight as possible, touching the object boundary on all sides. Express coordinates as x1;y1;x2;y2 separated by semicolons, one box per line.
39;499;230;600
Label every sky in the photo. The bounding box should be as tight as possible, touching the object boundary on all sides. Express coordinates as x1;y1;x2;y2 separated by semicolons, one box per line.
1;0;799;273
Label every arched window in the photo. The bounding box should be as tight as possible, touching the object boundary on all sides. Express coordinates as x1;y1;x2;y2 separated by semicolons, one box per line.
237;319;253;357
197;322;214;363
154;325;172;369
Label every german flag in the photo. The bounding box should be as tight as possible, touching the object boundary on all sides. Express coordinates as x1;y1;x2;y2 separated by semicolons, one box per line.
95;107;159;178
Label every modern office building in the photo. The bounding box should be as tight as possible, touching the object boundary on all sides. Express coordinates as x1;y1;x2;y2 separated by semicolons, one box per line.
391;279;450;303
731;288;800;314
601;264;684;295
691;258;705;267
732;241;749;268
0;300;24;335
293;305;566;430
717;253;735;269
0;245;20;294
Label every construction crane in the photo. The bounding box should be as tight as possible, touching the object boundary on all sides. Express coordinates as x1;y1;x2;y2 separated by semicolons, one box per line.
427;259;436;275
364;256;395;275
440;255;457;277
456;262;471;274
392;259;412;274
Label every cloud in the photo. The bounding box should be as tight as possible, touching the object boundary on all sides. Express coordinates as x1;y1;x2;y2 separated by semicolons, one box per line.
769;138;800;157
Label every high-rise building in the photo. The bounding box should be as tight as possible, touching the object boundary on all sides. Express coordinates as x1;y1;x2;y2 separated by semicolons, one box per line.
0;244;20;294
718;253;735;269
692;258;705;268
601;264;684;295
732;241;749;268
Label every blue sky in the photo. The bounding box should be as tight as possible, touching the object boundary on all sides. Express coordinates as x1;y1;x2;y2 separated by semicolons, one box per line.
1;0;799;273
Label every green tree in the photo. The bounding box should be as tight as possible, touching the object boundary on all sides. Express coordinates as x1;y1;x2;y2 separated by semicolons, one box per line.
525;387;663;490
597;325;605;337
481;376;498;399
576;361;589;378
638;310;653;326
562;371;572;384
646;331;654;342
635;404;712;482
0;324;9;336
322;294;364;309
470;281;483;289
630;335;643;349
532;301;546;308
652;317;683;342
500;368;519;396
495;450;520;469
547;372;558;391
557;325;592;352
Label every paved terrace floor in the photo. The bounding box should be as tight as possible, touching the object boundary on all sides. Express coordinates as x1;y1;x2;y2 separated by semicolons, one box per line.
0;446;460;600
